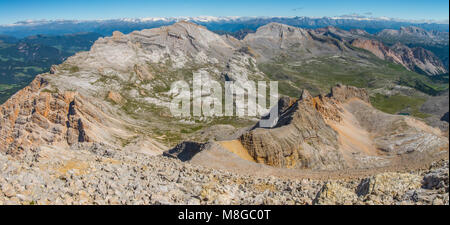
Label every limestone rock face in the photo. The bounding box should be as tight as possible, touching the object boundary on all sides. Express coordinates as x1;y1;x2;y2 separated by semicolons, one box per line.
107;91;123;104
239;87;360;169
244;23;351;62
351;39;447;75
314;182;358;205
0;77;92;155
328;84;370;103
355;172;423;204
377;26;449;44
0;75;166;156
392;43;447;75
315;26;367;42
244;23;311;50
238;85;448;170
422;161;449;191
133;64;153;81
356;173;423;197
351;39;400;61
240;98;342;169
344;99;447;154
311;163;450;205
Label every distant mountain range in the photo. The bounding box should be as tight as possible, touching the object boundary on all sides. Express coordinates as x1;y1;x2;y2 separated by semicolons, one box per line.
315;26;449;73
0;16;448;38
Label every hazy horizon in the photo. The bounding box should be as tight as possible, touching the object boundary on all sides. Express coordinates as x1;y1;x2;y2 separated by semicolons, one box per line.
0;0;448;25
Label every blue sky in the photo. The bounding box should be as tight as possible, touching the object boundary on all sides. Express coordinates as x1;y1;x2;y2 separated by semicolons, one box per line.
0;0;448;25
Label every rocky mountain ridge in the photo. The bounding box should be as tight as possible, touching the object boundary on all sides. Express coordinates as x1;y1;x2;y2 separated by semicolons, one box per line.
0;142;448;205
0;21;448;205
377;26;449;44
315;26;448;75
350;39;447;75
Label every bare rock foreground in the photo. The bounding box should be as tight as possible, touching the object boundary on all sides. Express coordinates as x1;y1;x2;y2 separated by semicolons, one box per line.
0;143;448;205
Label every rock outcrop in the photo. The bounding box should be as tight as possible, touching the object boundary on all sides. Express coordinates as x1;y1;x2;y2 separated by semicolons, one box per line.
391;43;447;75
328;84;370;103
169;85;448;172
239;90;342;169
0;77;91;155
244;23;351;62
237;85;446;170
442;112;449;123
376;26;449;44
351;39;447;75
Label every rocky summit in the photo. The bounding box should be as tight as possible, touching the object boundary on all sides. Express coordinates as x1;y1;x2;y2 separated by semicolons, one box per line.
0;21;448;205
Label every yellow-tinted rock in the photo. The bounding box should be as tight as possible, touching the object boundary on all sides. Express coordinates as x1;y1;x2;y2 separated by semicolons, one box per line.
107;91;123;104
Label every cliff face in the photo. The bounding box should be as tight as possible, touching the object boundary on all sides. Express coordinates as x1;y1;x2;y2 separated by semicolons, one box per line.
0;77;80;155
351;39;447;75
391;43;447;75
166;85;448;171
351;39;397;60
0;76;136;156
239;93;342;169
238;85;448;170
243;23;352;62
